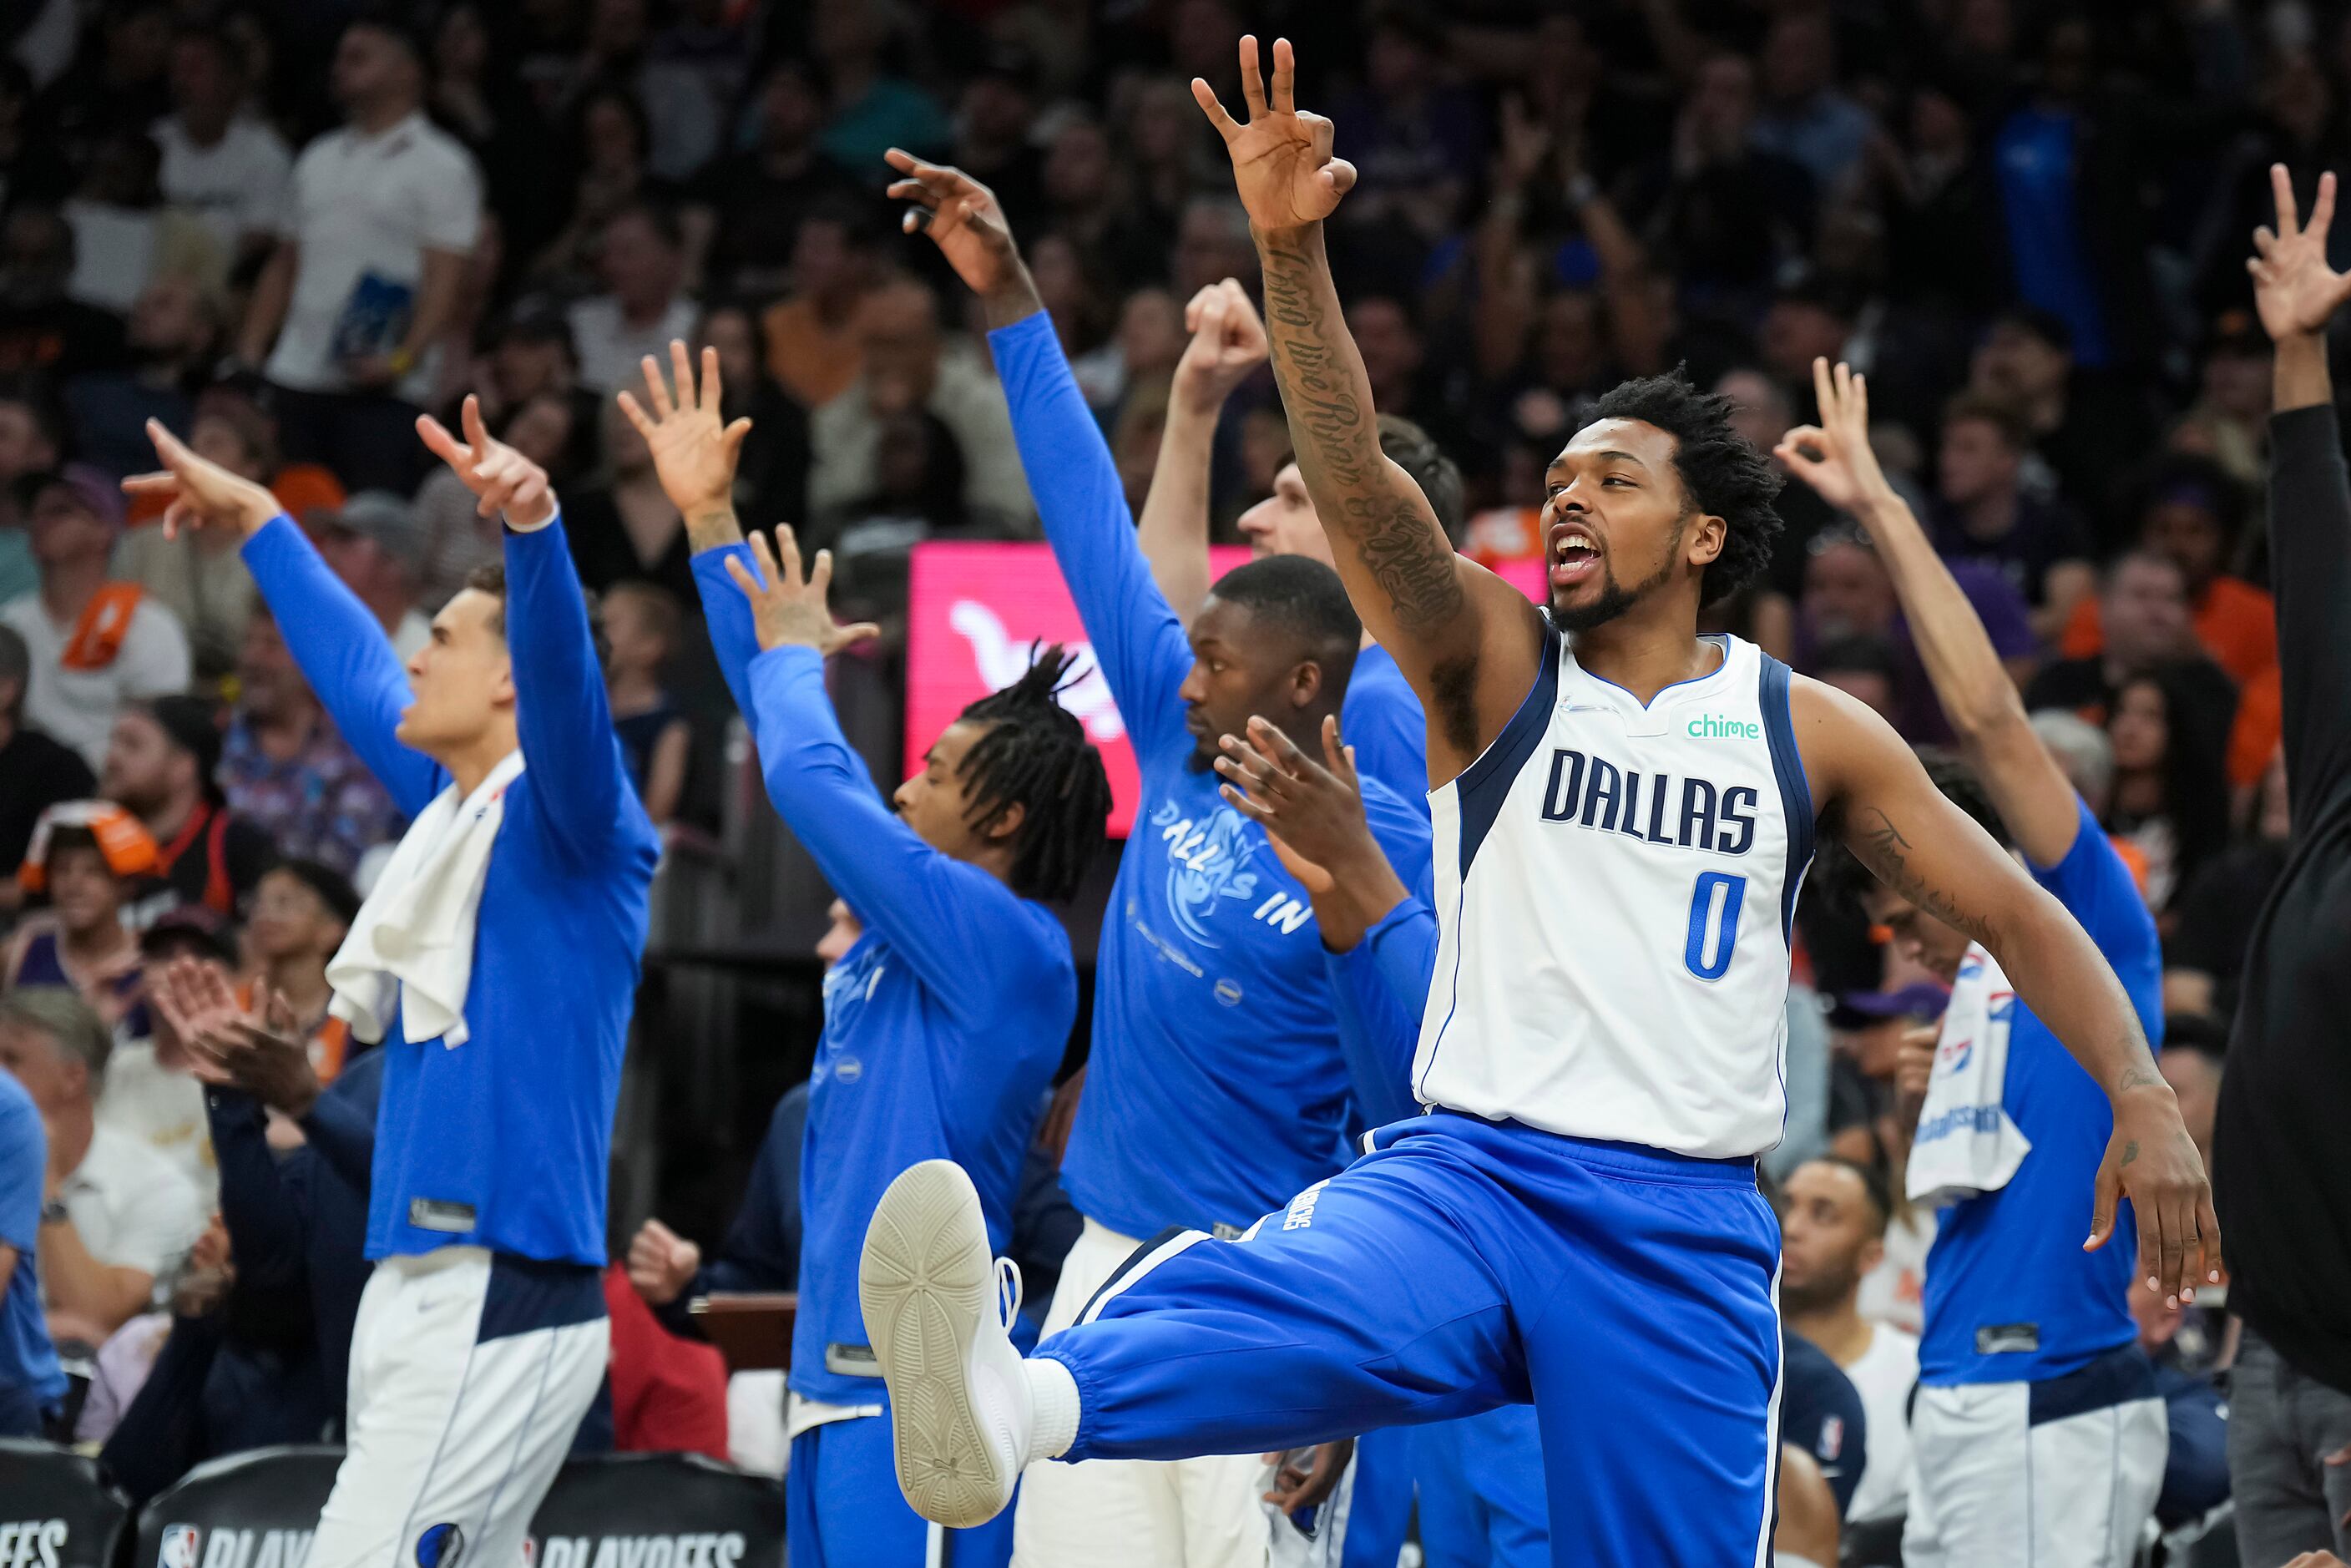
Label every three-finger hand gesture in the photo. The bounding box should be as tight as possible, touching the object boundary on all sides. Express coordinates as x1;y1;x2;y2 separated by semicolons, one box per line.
722;525;882;655
124;419;281;540
2250;164;2351;341
1193;37;1357;231
1173;279;1269;415
884;149;1026;301
619;340;750;523
1773;357;1895;517
1213;714;1373;895
417;395;558;529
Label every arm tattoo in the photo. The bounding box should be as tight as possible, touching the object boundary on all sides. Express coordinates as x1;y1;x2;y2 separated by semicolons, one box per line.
1846;807;2000;948
1257;238;1464;632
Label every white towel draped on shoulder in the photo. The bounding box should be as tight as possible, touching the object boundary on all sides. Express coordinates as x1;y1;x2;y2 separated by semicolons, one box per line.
327;750;525;1048
1906;943;2034;1208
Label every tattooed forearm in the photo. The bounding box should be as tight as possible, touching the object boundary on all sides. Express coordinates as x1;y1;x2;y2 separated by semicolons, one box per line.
1256;230;1465;632
1848;808;2001;948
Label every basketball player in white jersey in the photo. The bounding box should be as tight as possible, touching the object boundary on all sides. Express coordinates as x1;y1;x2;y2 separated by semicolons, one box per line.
855;38;2219;1565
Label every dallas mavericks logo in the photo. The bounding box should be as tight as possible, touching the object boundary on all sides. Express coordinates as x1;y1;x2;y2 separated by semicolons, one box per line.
1150;800;1261;947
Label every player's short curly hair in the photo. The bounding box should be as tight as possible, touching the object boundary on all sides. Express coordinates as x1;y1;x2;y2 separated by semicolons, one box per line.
1585;370;1784;606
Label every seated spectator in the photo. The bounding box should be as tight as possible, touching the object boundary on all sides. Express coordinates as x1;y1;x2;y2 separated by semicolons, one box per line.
65;272;219;483
565;201;700;397
1969;307;2161;551
218;606;400;878
809;0;949;174
1781;1157;1918;1527
471;310;597;446
2167;308;2273;496
1782;1328;1869;1518
0;1060;60;1436
2030;708;2118;817
560;0;719;184
1636;53;1815;301
2058;458;2276;690
759;200;875;411
102;911;234;1206
603;582;690;827
698;60;867;299
807;278;1029;537
1751;10;1875;194
2025;549;2241;752
121;391;347;535
308;491;430;660
1928;392;2094;645
529;86;680;296
564;398;695;604
701;301;809;532
416;392;582;611
240;859;360;1085
0;624;94;917
0;469;192;768
1809;635;1902;728
1327;11;1483;260
0;397;64;606
2101;669;2232;919
63;130;210;322
0;986;205;1347
151;23;291;269
0;205;127;382
100;695;276;924
4;805;152;1028
2166;747;2288;1020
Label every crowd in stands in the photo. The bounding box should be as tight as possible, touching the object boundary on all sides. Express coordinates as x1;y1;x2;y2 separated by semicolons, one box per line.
0;0;2335;1560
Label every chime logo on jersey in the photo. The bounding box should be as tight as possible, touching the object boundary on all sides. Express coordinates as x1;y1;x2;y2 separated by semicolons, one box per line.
1150;800;1262;946
1537;748;1761;857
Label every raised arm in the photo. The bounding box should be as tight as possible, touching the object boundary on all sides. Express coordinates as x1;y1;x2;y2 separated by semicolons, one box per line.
1195;37;1541;773
128;421;442;816
1799;677;2221;1305
2247;164;2351;817
726;528;1049;1022
417;397;650;865
1138;280;1268;625
1777;359;2081;867
887;151;1196;752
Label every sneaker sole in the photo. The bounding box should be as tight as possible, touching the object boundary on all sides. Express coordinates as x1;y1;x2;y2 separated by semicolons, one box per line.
859;1159;1015;1530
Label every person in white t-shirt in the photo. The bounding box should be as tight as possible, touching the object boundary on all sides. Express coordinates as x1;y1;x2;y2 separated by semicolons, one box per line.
0;986;204;1350
564;203;700;396
0;470;190;769
153;25;293;267
307;490;429;660
99;914;238;1209
1782;1156;1922;1528
234;15;481;495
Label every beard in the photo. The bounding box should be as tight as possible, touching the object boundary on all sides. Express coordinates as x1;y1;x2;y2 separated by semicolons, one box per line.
1548;545;1681;634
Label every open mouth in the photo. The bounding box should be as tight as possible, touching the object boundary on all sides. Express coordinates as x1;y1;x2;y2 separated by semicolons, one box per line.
1549;524;1601;590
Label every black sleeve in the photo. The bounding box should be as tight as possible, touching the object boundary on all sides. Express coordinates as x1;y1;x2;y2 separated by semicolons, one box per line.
2267;404;2351;822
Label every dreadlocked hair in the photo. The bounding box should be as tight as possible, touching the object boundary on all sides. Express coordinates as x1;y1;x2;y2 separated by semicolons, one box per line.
1586;368;1784;605
954;645;1114;903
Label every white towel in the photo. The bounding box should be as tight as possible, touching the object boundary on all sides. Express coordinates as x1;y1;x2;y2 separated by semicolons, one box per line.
1906;943;2035;1208
326;750;525;1048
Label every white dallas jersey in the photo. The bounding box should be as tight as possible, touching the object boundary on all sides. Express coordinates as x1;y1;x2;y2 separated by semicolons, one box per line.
1413;627;1813;1157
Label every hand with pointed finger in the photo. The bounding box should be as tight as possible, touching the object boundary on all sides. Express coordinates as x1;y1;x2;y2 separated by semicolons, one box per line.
417;394;559;529
1773;357;1898;518
123;418;281;540
2249;164;2351;341
619;339;751;524
882;148;1029;305
722;526;882;655
1173;279;1269;415
1193;36;1358;231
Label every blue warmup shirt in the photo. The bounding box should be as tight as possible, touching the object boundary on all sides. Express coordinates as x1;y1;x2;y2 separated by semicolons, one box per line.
1341;642;1428;818
243;514;660;1266
695;548;1073;1404
0;1072;60;1419
991;311;1433;1238
1920;797;2161;1385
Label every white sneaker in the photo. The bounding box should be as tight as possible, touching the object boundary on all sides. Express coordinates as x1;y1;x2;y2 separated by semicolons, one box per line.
860;1159;1034;1528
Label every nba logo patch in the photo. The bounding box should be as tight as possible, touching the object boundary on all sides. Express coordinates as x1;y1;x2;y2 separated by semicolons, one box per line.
1816;1414;1845;1461
158;1525;199;1568
520;1540;537;1568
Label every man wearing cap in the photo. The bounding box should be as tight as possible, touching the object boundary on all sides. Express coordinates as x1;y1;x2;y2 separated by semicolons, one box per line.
0;470;191;768
220;606;400;878
241;860;362;1086
3;803;154;1027
100;694;277;926
312;490;431;660
233;12;483;496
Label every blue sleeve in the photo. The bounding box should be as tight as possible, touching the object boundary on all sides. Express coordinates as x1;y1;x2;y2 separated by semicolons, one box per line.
240;516;445;817
987;311;1193;760
691;545;884;797
2027;796;2164;1043
205;1090;308;1295
297;1087;377;1196
503;516;651;866
1326;894;1439;1127
746;644;1054;1020
0;1083;42;1254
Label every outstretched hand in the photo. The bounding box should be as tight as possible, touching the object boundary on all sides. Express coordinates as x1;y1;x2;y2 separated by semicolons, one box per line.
1774;358;1896;516
1193;37;1357;231
149;956;248;1085
417;395;558;529
884;149;1028;304
1214;715;1373;896
124;419;281;540
1173;279;1269;416
722;525;881;655
2250;164;2351;341
619;340;750;523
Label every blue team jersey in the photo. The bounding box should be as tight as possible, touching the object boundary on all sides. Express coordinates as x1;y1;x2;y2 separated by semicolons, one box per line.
0;1072;60;1414
1920;797;2161;1384
1341;643;1428;817
991;311;1435;1238
245;515;659;1267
